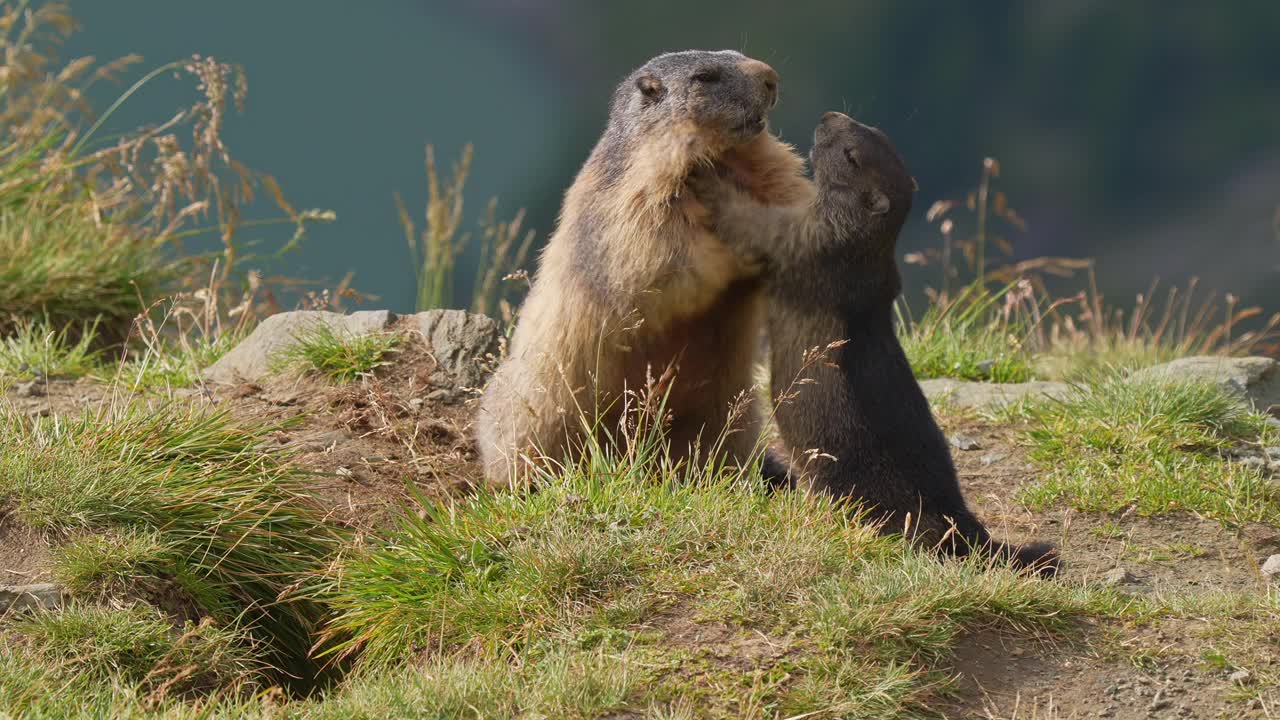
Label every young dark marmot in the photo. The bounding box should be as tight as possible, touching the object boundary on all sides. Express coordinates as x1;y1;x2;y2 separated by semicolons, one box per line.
697;112;1058;574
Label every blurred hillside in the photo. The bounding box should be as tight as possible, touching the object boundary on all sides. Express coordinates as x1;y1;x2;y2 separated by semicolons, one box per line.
66;1;1280;312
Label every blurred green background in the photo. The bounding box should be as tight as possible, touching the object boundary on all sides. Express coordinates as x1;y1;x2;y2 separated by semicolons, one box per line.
66;1;1280;312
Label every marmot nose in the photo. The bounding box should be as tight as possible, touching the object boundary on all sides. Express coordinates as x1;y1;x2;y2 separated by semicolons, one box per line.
739;59;779;103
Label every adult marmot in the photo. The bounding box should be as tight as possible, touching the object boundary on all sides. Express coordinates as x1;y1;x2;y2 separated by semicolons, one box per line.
696;112;1058;573
477;50;811;486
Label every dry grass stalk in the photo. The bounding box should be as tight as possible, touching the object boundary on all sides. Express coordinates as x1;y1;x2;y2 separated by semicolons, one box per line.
399;143;536;316
0;1;333;337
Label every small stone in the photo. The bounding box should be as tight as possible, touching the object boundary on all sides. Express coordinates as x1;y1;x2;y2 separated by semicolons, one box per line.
1239;455;1268;471
335;467;354;478
1264;447;1280;461
976;359;996;375
407;398;425;413
1228;669;1252;685
427;388;456;404
261;389;301;406
12;380;45;397
0;583;63;612
979;453;1005;467
1101;567;1138;586
1261;554;1280;581
1148;698;1170;712
948;433;982;451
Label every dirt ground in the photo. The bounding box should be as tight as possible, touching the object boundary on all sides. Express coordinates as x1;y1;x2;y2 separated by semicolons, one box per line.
3;356;1277;718
939;416;1278;719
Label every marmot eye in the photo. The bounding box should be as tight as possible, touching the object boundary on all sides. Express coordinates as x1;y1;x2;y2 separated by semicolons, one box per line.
691;68;722;83
844;147;860;167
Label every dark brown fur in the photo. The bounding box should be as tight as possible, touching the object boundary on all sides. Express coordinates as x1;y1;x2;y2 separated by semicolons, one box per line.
697;112;1059;574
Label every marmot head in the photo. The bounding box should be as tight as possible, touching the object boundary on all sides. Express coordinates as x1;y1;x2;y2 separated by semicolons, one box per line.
611;50;780;152
810;112;915;240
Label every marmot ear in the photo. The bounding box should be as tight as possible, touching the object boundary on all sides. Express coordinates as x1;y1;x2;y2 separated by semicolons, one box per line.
635;74;665;103
867;189;891;215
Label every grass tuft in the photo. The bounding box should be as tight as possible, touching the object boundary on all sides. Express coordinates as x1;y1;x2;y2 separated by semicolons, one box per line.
1015;372;1280;523
0;205;171;336
0;401;347;688
51;529;172;596
297;650;636;720
271;323;400;384
898;285;1033;383
10;605;261;697
0;316;102;379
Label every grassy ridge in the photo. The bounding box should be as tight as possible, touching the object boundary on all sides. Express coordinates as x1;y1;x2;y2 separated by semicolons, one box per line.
313;419;1108;717
0;402;346;690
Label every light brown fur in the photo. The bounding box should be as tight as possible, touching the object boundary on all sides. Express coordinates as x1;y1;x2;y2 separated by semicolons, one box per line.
477;51;812;486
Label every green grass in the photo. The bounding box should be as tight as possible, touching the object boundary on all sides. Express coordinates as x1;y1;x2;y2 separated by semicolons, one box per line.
114;330;246;390
898;287;1033;383
1014;372;1280;523
0;401;347;688
1033;338;1180;382
297;650;637;720
2;388;1277;717
51;529;172;596
0;204;171;336
0;317;103;380
8;605;261;696
314;413;1111;718
271;323;401;383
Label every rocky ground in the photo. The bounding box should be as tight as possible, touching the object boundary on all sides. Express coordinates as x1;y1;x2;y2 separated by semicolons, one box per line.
2;310;1279;718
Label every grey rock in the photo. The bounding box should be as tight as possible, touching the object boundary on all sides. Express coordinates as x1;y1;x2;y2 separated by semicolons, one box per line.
407;398;425;413
919;378;1072;410
204;310;396;384
1264;447;1280;461
409;310;501;389
975;359;996;375
1228;669;1253;685
12;380;45;398
1101;567;1139;586
948;433;982;451
0;583;63;612
1129;356;1280;417
1262;554;1280;581
979;453;1006;467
